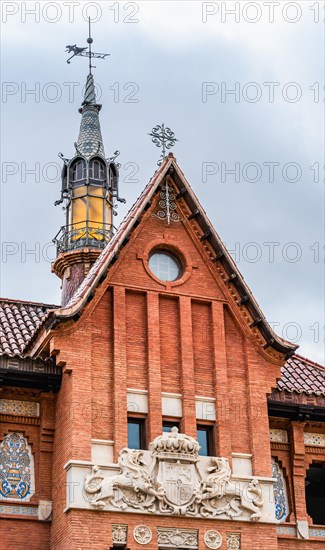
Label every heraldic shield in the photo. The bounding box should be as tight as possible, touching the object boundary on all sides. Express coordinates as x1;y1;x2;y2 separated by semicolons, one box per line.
151;427;202;511
157;460;201;507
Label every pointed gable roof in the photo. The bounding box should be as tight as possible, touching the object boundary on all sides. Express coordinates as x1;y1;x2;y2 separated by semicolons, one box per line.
27;154;297;359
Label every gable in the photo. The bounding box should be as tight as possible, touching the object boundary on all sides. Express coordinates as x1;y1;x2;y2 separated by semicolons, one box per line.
107;179;227;301
27;154;297;361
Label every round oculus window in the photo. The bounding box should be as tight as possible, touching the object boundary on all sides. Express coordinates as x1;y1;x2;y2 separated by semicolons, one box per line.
148;251;181;282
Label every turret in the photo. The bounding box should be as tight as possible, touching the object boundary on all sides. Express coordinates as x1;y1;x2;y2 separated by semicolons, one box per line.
52;28;124;306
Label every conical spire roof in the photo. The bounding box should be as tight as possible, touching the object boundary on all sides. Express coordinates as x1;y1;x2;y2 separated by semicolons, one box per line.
75;73;105;159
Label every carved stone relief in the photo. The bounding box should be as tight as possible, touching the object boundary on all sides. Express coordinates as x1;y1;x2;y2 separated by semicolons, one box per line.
38;500;52;521
133;525;152;545
157;528;198;548
204;530;222;549
227;533;241;549
83;428;264;521
112;524;127;545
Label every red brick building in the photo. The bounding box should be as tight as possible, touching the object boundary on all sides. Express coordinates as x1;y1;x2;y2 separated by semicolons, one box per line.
0;67;324;550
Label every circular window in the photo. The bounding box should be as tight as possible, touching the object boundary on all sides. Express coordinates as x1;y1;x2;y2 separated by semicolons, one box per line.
149;251;181;282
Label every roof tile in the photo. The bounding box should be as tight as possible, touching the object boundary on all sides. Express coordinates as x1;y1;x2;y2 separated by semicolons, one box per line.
0;299;57;355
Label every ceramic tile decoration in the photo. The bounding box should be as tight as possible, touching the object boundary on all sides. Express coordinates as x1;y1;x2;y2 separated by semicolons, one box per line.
272;458;288;521
304;432;325;447
0;432;35;501
0;399;39;417
269;429;288;443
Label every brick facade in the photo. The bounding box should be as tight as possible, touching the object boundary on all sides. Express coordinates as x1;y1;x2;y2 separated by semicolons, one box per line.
1;168;324;548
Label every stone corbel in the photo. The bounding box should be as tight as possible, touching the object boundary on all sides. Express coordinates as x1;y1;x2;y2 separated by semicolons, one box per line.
38;500;52;521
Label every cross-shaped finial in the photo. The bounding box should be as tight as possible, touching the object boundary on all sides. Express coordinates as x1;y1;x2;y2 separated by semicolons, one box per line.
148;124;178;166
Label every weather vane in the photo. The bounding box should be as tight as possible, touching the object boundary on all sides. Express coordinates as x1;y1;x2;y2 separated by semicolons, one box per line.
66;17;109;72
148;124;178;166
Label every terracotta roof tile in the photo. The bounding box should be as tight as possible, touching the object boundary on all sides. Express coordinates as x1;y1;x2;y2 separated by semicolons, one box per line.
277;354;325;397
0;299;57;356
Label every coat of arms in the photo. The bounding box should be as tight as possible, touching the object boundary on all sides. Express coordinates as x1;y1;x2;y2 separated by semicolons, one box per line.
83;427;264;520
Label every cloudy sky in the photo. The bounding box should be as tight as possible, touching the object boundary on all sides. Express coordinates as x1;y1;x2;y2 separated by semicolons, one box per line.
1;1;324;362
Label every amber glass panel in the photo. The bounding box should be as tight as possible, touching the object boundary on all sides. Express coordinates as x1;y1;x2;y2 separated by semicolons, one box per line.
104;197;112;226
88;187;104;240
71;186;87;240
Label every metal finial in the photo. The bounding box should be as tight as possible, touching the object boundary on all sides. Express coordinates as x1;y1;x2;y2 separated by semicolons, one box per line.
148;124;178;166
65;18;110;68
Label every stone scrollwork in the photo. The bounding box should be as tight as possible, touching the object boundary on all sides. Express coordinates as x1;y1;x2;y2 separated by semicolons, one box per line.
83;427;265;521
204;530;222;549
133;525;152;545
157;528;198;548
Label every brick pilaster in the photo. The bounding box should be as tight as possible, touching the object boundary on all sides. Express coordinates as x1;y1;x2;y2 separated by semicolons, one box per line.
291;421;308;520
179;296;197;438
147;291;163;443
245;341;273;476
113;286;128;458
211;301;232;460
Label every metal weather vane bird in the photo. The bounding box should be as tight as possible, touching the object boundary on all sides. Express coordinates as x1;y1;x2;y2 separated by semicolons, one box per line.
66;17;109;72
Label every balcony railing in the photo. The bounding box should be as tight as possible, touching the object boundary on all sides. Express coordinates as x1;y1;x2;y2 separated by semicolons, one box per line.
53;222;115;254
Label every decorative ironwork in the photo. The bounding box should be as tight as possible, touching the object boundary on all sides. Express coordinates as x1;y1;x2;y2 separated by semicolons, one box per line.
66;18;109;72
153;181;180;224
53;222;115;254
148;123;178;166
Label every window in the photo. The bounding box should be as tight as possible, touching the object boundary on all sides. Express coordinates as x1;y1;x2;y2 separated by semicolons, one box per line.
162;421;180;433
89;159;105;181
127;418;145;450
71;159;86;182
149;251;181;282
197;425;213;456
305;463;325;525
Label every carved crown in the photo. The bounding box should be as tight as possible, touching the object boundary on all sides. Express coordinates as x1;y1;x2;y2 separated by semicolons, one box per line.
149;427;200;461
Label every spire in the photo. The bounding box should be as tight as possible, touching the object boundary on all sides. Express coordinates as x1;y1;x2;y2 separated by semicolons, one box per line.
75;73;105;159
83;73;97;104
53;20;124;306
